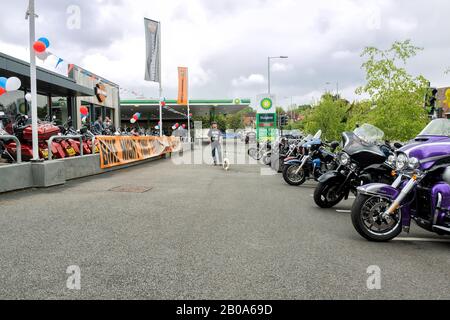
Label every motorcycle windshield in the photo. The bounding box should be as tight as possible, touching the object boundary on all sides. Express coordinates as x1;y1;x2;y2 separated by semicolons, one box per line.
418;119;450;137
313;130;322;140
343;132;385;158
354;124;384;144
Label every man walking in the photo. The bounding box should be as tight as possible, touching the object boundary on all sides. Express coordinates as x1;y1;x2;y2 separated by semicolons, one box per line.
208;122;222;166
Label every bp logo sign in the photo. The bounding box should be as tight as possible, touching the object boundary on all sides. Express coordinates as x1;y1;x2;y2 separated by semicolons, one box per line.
234;98;241;105
260;98;273;110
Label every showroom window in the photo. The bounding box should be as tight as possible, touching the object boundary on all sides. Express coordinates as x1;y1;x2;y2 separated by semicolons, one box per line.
0;90;26;123
51;96;69;126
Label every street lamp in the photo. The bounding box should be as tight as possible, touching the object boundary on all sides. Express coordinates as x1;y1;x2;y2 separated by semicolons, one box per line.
268;56;288;95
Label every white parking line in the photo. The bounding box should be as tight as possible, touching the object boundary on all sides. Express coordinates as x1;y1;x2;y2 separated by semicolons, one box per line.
393;237;450;243
336;210;351;213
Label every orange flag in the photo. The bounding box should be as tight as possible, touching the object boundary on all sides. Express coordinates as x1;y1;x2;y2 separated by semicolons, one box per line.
177;67;188;105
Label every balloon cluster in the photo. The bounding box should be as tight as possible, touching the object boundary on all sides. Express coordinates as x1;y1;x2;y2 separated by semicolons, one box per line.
33;37;50;53
172;123;180;130
0;76;22;97
130;112;141;124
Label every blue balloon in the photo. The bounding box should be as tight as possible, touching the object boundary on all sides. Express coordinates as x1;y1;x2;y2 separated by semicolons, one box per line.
0;77;7;89
37;37;50;49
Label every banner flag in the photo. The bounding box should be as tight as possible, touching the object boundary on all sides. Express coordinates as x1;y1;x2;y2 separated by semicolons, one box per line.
177;67;188;105
144;18;161;82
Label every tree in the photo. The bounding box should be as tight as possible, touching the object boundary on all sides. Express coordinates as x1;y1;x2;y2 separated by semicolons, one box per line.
303;94;348;141
356;40;429;141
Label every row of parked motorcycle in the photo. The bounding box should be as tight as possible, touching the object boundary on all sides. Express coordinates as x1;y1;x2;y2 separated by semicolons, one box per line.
0;113;101;162
252;119;450;242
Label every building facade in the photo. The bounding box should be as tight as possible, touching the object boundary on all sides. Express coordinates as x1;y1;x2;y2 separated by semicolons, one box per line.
0;52;94;127
68;65;120;129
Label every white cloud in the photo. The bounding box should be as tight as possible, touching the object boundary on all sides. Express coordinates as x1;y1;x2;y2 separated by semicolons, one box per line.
231;74;265;87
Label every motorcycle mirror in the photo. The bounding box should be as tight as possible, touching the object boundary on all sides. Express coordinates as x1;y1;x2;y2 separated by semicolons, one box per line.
443;167;450;185
394;142;403;149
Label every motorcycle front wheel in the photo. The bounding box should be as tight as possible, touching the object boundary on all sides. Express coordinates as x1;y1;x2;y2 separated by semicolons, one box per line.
351;195;402;242
313;180;345;208
282;164;306;186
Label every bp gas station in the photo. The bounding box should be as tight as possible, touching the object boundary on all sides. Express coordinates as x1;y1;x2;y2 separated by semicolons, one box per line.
120;98;251;130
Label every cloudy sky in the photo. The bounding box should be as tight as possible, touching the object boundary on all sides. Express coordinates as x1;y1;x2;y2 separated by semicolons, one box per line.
1;0;449;108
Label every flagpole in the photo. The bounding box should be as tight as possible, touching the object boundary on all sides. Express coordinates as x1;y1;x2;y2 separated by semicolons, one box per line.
27;0;39;161
158;22;163;137
187;69;191;142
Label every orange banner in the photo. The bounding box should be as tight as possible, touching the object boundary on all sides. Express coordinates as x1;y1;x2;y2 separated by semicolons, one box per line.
97;136;181;169
177;67;188;105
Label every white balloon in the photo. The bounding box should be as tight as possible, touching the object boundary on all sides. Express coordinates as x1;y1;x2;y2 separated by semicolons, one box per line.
25;93;32;102
5;77;21;92
36;51;51;61
130;118;136;124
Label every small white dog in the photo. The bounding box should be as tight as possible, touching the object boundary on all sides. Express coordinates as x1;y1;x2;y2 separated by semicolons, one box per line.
223;158;230;171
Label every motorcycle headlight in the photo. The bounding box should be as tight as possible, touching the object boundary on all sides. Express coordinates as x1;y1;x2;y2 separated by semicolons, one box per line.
387;155;396;166
396;153;408;171
408;157;420;170
340;152;350;166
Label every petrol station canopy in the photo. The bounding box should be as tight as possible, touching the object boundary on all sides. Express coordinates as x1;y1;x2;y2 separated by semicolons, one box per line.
120;98;251;121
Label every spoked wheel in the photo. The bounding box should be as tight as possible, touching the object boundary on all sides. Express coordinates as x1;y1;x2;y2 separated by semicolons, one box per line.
248;147;262;160
351;195;402;242
282;164;306;186
313;180;345;208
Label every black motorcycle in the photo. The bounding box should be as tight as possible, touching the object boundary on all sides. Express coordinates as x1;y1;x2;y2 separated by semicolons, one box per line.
282;131;339;186
313;124;396;208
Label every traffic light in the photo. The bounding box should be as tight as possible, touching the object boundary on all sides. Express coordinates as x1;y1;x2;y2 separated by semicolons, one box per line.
280;115;289;126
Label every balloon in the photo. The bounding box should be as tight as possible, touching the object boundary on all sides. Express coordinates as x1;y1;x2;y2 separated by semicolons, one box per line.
0;87;6;97
36;51;51;61
25;93;32;102
175;123;180;128
172;125;176;130
33;41;46;53
80;106;89;116
161;101;166;107
136;112;141;119
133;114;138;120
189;113;193;117
155;125;160;130
182;124;186;129
37;37;50;48
0;77;7;89
5;77;21;92
130;118;136;124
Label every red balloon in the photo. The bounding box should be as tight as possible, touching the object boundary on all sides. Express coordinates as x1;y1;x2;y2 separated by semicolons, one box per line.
189;113;193;117
161;101;166;107
133;115;139;120
0;87;6;96
80;106;89;116
33;41;46;53
182;124;186;129
175;123;180;128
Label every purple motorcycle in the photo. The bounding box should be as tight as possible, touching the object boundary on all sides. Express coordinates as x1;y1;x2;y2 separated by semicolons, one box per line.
351;119;450;242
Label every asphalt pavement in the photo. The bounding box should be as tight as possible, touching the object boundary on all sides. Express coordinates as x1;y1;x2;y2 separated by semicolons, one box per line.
0;146;449;299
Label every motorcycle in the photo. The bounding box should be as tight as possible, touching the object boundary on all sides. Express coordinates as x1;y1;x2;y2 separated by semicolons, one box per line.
282;130;339;186
2;114;65;161
248;140;272;164
313;124;396;208
351;119;450;242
